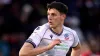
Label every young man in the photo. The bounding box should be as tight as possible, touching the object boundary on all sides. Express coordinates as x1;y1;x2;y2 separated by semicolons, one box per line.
19;1;81;56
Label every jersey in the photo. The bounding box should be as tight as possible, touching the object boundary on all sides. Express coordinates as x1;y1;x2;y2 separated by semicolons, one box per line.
26;23;80;56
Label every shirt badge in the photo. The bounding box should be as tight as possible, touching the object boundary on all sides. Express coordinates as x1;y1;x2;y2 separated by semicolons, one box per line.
64;34;69;40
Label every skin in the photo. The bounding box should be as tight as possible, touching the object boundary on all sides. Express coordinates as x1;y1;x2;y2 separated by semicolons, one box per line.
19;8;81;56
47;8;66;34
48;8;81;56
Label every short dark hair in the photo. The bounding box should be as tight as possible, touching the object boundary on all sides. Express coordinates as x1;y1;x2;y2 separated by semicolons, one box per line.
47;1;68;14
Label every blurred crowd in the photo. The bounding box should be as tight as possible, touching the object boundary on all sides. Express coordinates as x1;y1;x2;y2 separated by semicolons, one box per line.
0;0;100;56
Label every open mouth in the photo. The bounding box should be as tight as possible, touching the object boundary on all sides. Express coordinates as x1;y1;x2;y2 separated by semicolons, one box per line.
49;21;52;25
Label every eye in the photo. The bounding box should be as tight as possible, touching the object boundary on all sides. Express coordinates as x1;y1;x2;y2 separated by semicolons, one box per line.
51;13;56;16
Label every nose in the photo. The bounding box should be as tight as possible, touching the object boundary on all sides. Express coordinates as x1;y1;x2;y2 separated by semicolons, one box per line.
48;15;52;20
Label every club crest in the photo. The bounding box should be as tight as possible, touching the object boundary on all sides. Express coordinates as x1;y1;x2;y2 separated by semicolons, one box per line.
64;34;69;40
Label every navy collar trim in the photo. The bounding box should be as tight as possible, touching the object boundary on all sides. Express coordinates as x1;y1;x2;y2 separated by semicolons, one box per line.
49;28;63;36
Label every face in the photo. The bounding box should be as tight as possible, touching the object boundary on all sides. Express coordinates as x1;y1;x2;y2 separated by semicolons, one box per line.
47;8;65;28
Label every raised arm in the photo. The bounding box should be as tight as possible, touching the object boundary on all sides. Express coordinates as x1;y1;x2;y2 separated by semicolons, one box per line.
19;42;48;56
19;39;61;56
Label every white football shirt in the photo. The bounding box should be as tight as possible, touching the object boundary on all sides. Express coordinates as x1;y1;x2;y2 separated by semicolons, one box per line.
26;23;80;56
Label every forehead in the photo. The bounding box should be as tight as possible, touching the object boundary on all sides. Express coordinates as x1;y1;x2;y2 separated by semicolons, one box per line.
47;8;60;14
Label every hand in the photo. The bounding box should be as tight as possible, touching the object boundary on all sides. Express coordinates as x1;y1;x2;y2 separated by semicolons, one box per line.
47;39;61;50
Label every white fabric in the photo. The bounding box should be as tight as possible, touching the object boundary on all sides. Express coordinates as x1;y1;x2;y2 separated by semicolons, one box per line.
27;23;80;56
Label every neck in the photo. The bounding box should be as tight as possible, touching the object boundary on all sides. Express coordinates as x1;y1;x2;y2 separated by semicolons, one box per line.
51;25;63;34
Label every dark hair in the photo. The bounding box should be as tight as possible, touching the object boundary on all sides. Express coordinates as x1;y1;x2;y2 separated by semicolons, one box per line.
47;1;68;14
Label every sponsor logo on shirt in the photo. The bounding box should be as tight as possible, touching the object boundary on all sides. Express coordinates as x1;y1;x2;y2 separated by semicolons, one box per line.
54;43;69;50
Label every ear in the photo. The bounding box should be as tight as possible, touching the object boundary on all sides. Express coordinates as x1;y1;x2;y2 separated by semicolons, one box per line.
61;14;66;20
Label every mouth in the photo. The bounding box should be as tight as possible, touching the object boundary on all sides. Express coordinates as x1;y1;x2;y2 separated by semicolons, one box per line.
48;21;53;25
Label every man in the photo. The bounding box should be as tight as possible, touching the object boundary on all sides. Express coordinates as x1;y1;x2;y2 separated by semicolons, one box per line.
19;1;81;56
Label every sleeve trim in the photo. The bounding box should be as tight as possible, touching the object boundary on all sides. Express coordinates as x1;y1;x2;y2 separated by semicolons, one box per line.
72;42;79;48
26;40;36;48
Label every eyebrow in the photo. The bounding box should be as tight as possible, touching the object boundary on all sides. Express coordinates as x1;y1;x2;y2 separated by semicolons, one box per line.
47;11;56;14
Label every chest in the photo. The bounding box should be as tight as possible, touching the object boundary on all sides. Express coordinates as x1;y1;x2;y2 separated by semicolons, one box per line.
38;29;74;48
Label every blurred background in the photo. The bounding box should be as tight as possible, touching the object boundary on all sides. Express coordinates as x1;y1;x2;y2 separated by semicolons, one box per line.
0;0;100;56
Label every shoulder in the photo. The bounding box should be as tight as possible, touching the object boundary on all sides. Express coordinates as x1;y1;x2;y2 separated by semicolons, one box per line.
63;26;77;35
33;23;49;35
34;23;49;31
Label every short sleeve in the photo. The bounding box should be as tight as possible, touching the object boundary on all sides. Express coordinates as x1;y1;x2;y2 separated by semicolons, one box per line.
26;26;42;48
72;31;80;47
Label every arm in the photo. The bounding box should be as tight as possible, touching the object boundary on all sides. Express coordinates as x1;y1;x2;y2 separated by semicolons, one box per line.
19;39;61;56
71;30;81;56
71;43;81;56
19;42;49;56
